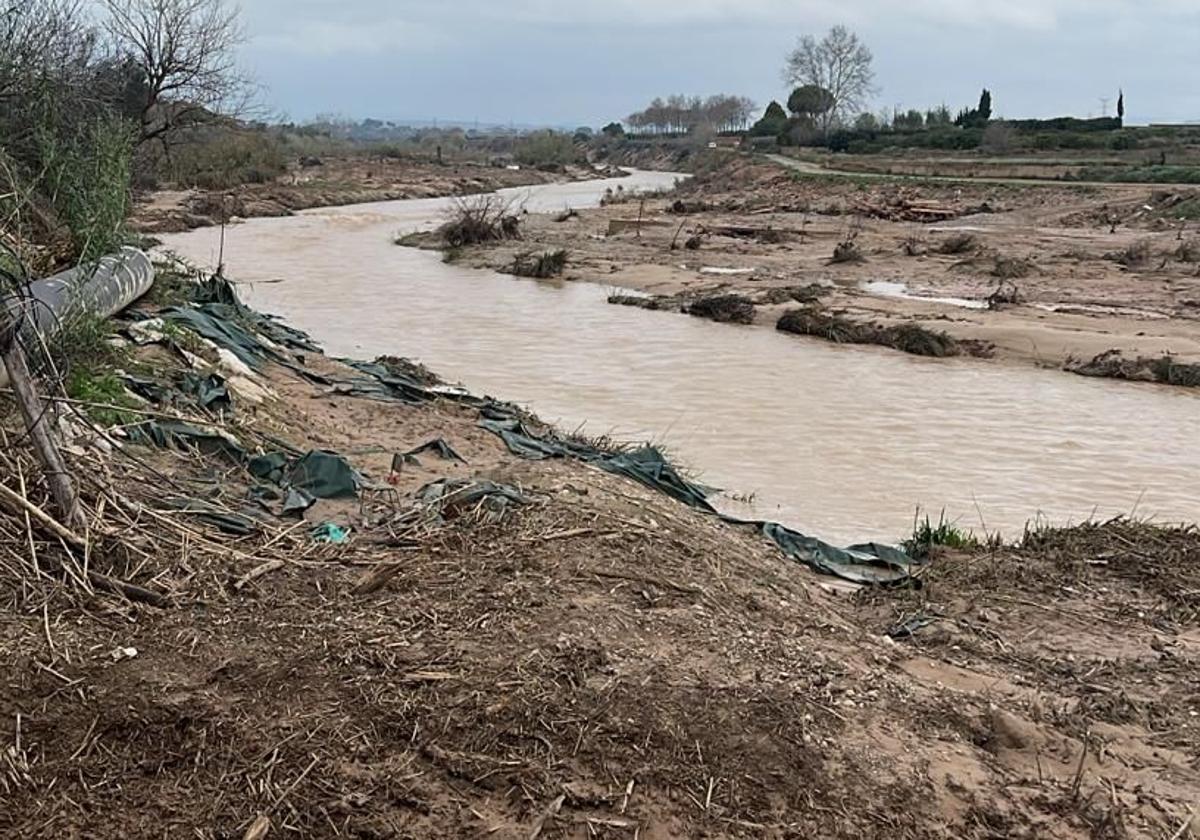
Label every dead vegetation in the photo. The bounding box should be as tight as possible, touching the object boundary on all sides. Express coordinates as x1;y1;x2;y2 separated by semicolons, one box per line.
936;233;980;255
685;294;756;325
508;249;568;278
1175;238;1200;262
902;234;927;256
986;280;1023;309
992;255;1035;279
1107;238;1155;268
756;284;829;305
439;194;522;247
1068;350;1200;387
776;309;989;358
829;232;866;264
607;293;680;312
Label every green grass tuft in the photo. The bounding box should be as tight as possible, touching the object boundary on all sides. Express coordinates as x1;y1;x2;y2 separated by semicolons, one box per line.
904;510;980;559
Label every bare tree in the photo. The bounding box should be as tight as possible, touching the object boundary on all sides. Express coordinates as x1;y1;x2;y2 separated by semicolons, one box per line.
783;26;876;134
101;0;250;146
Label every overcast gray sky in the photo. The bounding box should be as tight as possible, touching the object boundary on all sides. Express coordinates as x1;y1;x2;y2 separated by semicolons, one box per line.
239;0;1200;127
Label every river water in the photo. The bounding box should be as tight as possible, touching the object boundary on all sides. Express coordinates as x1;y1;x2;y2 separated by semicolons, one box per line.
159;171;1200;545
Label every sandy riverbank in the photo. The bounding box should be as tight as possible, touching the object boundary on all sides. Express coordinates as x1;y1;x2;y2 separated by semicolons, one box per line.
440;155;1200;382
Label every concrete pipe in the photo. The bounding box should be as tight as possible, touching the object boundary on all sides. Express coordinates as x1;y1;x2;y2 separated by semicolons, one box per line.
1;247;155;386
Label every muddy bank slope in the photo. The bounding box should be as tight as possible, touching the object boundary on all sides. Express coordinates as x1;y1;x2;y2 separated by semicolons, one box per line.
130;157;619;234
0;268;1197;839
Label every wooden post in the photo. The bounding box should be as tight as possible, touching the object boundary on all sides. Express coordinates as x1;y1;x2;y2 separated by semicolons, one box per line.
1;332;84;532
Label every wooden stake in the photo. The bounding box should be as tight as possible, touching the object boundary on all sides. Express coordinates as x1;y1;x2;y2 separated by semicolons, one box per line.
1;339;84;531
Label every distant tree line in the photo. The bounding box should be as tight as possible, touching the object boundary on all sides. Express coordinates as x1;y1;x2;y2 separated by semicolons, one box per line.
626;94;756;135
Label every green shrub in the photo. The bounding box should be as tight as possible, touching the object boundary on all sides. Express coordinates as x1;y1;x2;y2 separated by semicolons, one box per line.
37;116;134;262
514;132;581;167
160;127;288;190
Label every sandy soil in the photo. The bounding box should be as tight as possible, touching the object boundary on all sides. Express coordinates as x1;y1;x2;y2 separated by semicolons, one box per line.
128;157;615;234
1;275;1197;838
447;156;1200;378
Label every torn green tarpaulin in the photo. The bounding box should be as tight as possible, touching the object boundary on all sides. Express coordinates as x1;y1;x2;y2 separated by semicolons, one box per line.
249;484;316;517
334;359;443;404
403;438;467;464
476;405;917;586
121;373;172;404
248;452;289;484
759;524;914;587
182;372;231;410
156;278;325;383
188;274;323;355
127;419;246;464
286;451;360;499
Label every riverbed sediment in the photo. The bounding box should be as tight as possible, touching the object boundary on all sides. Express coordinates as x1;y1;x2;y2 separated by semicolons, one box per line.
450;155;1200;382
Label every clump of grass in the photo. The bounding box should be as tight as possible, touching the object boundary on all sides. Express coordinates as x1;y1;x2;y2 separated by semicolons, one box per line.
937;233;979;255
509;249;568;279
439;195;521;247
904;510;980;560
992;256;1034;279
886;323;962;357
65;369;139;426
54;314;138;425
55;314;127;374
686;294;755;324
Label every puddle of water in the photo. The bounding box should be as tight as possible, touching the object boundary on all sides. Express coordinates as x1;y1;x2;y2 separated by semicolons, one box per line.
861;280;988;310
159;172;1200;546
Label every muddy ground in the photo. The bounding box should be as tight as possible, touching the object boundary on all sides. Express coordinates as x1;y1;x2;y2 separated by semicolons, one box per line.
446;156;1200;380
129;156;616;234
0;269;1197;838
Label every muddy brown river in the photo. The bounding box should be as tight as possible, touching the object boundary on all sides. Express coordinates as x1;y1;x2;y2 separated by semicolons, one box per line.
159;171;1200;545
